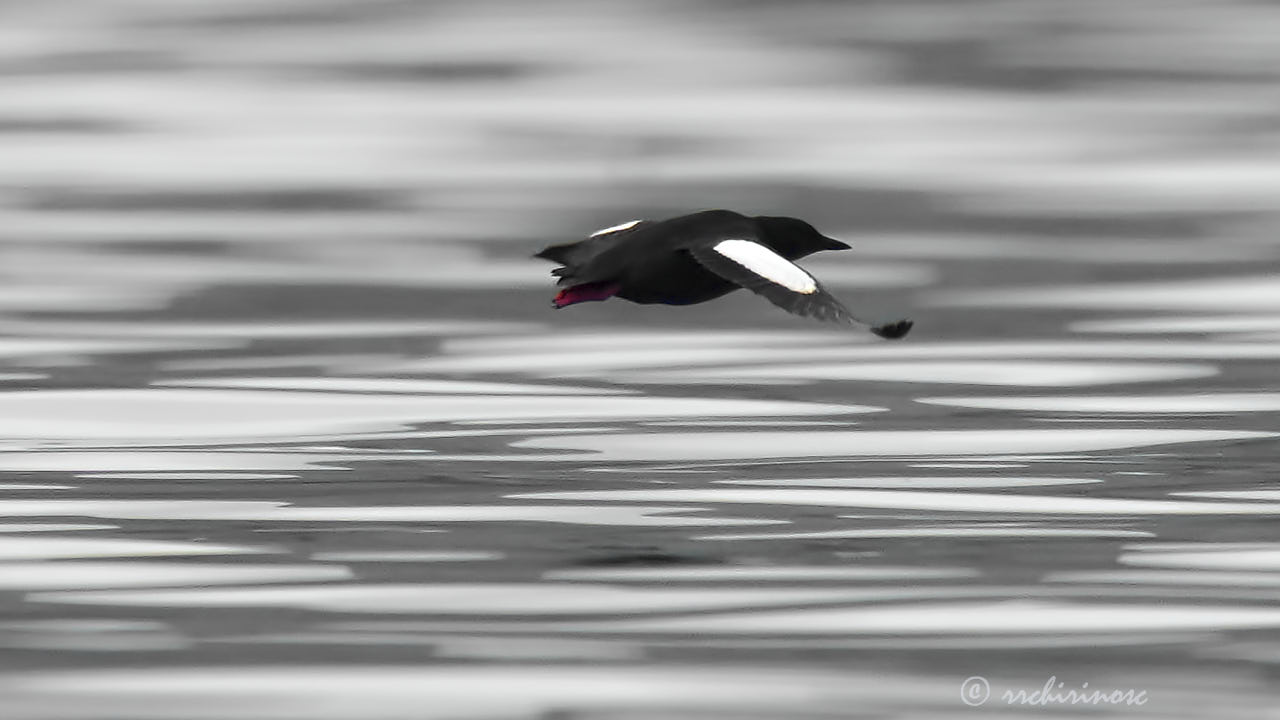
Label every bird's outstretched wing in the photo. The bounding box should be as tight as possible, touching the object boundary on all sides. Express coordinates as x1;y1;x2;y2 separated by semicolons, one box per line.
689;239;912;338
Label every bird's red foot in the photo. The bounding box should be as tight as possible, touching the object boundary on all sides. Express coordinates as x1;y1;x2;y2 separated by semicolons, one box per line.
552;281;621;309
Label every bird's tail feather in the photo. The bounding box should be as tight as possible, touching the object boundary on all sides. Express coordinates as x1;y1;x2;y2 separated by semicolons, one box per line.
534;245;573;263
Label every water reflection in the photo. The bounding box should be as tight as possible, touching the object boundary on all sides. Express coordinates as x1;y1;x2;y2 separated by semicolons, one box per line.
0;665;929;720
506;428;1276;461
158;377;633;394
544;565;978;582
715;475;1102;488
0;388;877;445
0;451;351;472
539;601;1280;636
0;562;352;590
700;526;1154;542
1073;314;1280;335
28;583;902;615
5;0;1280;716
513;488;1280;515
920;393;1280;413
618;360;1219;386
939;275;1280;310
0;499;783;527
0;536;273;560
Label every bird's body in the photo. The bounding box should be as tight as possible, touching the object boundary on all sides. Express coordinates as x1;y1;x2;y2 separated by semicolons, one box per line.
535;209;912;339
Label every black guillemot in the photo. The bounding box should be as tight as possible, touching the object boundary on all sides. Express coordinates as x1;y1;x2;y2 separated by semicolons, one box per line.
535;209;913;339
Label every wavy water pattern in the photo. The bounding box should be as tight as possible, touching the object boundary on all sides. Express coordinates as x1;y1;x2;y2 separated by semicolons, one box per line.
3;0;1280;717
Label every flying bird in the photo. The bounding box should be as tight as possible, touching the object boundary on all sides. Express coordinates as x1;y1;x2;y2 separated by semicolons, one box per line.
535;209;913;339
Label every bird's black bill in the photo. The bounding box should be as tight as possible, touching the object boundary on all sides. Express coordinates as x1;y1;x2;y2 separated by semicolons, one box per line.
870;319;913;340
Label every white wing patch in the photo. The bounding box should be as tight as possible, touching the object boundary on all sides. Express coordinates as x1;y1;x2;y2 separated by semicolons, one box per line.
713;239;818;294
589;219;642;238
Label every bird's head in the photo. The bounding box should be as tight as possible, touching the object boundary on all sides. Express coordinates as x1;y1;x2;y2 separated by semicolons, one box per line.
753;216;851;259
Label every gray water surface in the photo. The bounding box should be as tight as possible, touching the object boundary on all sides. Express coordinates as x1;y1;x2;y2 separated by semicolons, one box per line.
3;1;1280;718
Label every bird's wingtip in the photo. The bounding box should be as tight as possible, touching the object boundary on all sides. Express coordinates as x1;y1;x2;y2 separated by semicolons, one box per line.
871;319;913;340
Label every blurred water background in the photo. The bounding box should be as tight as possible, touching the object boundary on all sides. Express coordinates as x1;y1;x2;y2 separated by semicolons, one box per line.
2;0;1280;717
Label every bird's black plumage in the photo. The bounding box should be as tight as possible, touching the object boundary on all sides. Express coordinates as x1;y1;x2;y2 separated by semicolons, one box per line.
535;209;913;339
